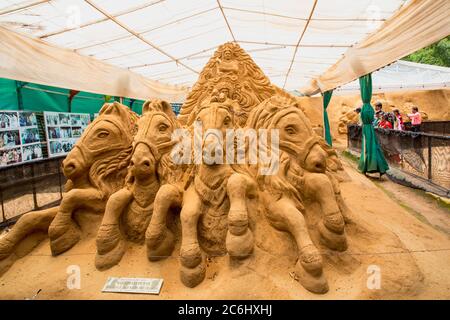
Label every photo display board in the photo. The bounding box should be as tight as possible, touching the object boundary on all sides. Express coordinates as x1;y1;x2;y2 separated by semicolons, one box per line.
0;110;43;167
44;112;91;158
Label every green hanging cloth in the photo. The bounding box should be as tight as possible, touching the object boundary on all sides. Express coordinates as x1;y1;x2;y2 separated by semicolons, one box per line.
358;74;389;175
322;90;333;146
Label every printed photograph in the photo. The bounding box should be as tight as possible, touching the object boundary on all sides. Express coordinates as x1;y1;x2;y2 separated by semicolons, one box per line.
0;130;20;149
70;114;82;126
21;128;40;145
0;146;22;166
61;140;74;153
45;113;59;126
49;140;62;155
60;127;72;139
0;111;19;130
71;127;83;138
19;112;37;127
81;114;90;127
22;143;43;162
59;113;70;125
47;127;61;139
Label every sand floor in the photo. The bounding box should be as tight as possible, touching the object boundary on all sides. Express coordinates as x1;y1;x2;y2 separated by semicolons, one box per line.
0;159;449;300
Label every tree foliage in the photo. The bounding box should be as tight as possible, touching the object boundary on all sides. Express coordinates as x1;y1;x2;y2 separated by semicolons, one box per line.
402;36;450;67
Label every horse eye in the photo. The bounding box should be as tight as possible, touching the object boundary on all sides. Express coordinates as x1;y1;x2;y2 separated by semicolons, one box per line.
224;116;231;125
97;131;109;138
159;124;168;132
285;126;296;134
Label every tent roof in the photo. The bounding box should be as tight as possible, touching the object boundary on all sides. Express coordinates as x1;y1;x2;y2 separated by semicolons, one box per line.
0;0;412;91
334;60;450;95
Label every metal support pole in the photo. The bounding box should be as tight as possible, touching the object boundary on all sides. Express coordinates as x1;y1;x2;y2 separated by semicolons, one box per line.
427;136;432;180
57;159;63;199
68;90;80;113
0;186;5;223
31;164;38;210
15;81;27;111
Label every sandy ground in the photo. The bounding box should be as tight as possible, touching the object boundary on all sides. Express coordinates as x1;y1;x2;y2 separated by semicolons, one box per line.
0;156;448;300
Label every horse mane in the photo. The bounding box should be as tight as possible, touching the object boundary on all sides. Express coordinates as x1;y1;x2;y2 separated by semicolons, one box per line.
246;95;309;209
88;145;133;199
85;102;138;198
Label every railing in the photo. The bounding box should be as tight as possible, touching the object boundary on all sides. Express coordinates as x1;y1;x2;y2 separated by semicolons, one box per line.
0;157;66;226
403;120;450;135
348;124;450;191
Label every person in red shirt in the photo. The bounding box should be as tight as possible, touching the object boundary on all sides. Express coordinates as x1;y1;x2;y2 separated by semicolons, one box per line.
378;114;393;129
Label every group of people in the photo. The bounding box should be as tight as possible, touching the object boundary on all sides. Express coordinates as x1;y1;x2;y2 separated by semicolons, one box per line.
0;131;20;148
355;102;422;132
22;144;42;161
0;148;21;166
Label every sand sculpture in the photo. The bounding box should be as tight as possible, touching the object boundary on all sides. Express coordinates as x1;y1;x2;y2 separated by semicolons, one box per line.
0;102;137;263
95;100;180;270
0;42;424;296
337;106;360;134
146;96;258;288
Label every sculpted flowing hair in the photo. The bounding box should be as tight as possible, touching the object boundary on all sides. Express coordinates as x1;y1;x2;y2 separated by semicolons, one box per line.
89;145;134;199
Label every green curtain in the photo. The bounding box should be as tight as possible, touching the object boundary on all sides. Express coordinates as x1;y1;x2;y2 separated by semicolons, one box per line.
322;90;333;146
358;74;389;175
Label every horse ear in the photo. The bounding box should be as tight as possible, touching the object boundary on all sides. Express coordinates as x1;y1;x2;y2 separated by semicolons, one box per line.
143;99;176;120
98;102;114;116
160;100;177;119
99;101;131;120
142;100;153;115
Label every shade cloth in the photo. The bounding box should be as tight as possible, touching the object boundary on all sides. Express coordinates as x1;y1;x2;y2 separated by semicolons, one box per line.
301;0;450;95
357;74;389;175
0;0;410;90
0;25;189;102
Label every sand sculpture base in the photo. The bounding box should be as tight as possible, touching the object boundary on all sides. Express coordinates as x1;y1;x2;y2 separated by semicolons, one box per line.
0;163;435;299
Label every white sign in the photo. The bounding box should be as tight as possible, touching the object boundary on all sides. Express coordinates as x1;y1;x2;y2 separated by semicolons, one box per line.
102;277;163;295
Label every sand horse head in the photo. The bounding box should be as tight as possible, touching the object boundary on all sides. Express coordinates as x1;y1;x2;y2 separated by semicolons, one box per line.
62;102;138;198
129;99;179;185
187;97;238;165
248;95;328;174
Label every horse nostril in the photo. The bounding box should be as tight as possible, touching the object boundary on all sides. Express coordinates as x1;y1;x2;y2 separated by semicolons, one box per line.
65;162;76;170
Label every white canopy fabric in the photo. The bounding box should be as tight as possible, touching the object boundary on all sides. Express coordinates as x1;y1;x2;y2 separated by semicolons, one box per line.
0;0;415;94
300;0;450;95
334;61;450;95
0;25;189;101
